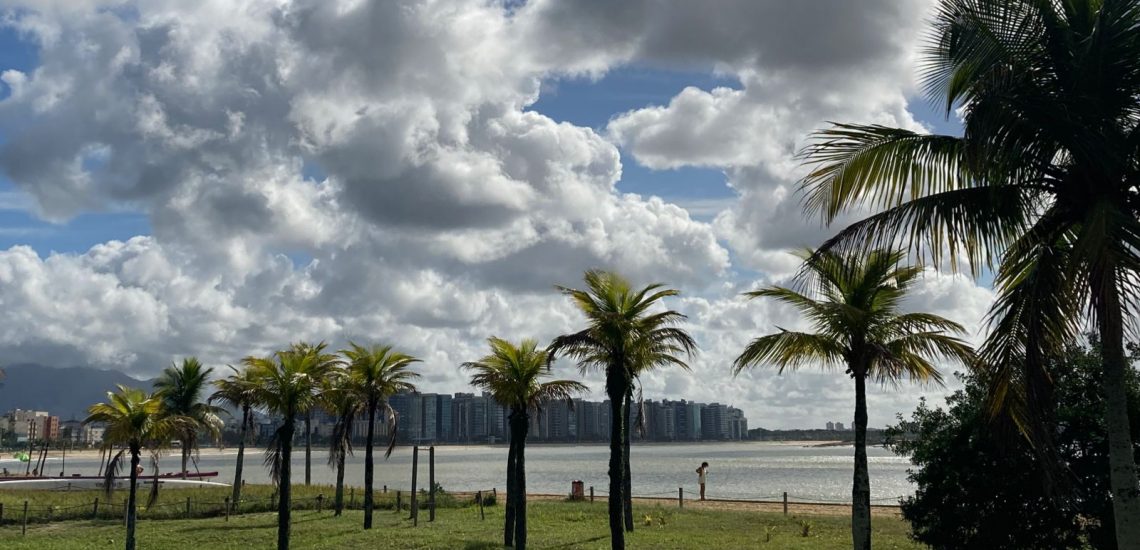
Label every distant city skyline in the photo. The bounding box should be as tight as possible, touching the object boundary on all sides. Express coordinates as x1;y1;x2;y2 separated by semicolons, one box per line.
247;392;749;445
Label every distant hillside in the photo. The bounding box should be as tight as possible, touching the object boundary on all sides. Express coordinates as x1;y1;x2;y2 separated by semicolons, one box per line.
0;364;154;420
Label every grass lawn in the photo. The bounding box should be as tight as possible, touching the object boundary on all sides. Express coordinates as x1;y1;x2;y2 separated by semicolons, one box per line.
0;499;925;549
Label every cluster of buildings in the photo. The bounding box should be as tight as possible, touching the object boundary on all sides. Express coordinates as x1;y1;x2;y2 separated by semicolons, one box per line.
824;421;848;431
0;409;105;445
256;393;749;445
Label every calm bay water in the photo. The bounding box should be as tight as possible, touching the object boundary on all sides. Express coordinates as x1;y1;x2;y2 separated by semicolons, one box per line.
11;442;914;504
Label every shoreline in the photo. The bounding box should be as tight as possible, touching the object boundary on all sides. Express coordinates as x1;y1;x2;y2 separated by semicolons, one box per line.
1;439;858;461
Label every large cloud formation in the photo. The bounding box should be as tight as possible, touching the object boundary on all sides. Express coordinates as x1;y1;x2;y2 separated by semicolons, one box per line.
0;0;989;428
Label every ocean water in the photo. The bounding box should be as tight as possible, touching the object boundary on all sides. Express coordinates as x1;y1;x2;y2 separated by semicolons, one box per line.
8;442;915;505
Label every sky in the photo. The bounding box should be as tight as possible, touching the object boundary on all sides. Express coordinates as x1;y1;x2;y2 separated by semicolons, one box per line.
0;0;993;429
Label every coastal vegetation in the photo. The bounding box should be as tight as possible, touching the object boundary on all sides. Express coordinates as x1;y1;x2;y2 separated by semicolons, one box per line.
340;343;420;530
798;0;1140;547
462;337;588;549
208;364;259;509
154;358;223;479
84;386;191;550
550;270;697;550
887;338;1140;549
243;348;339;550
732;249;974;550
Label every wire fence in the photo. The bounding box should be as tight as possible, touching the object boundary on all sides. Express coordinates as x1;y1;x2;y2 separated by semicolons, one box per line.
0;482;905;534
0;484;505;533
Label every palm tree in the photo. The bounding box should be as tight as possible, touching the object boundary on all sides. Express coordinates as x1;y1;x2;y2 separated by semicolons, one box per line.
153;358;223;478
85;386;187;550
733;249;973;550
550;270;696;550
209;364;259;507
462;337;587;549
286;342;340;487
796;1;1140;544
321;374;360;516
341;343;421;530
247;347;340;550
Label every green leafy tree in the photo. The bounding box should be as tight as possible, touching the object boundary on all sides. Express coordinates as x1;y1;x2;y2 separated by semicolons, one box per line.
733;249;974;550
888;338;1140;549
797;1;1140;544
462;337;588;549
341;343;420;530
85;386;188;550
153;357;223;478
550;270;696;550
248;347;340;550
209;364;259;507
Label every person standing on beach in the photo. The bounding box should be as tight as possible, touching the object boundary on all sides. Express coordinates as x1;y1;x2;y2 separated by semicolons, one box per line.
696;462;709;500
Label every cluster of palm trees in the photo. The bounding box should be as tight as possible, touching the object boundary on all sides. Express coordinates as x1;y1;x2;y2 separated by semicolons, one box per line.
85;343;423;550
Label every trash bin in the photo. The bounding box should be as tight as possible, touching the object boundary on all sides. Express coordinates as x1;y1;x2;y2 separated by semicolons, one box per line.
571;480;585;500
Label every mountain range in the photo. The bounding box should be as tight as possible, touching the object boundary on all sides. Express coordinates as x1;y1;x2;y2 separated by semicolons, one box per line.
0;364;155;420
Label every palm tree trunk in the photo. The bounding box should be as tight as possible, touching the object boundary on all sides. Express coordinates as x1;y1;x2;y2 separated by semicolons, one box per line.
363;399;376;530
277;419;293;550
606;384;626;550
181;439;189;479
622;392;633;533
1097;271;1140;546
504;424;517;547
852;370;872;550
512;411;529;550
304;413;312;486
334;450;346;516
126;446;141;550
232;406;248;508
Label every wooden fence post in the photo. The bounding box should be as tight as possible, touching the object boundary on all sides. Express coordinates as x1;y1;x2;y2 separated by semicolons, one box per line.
350;487;355;508
783;492;788;515
92;498;98;519
21;501;28;535
185;496;191;519
224;497;230;522
428;446;436;522
679;487;683;508
477;491;484;520
396;491;401;513
590;486;594;502
410;445;419;525
317;494;324;513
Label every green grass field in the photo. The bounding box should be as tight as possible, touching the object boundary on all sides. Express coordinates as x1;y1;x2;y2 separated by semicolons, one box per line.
0;499;924;549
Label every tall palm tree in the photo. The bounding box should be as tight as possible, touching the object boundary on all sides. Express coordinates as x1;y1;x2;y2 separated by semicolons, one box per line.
287;342;340;487
153;358;223;478
209;364;259;507
85;386;188;550
733;249;974;550
321;373;360;517
247;347;339;550
550;270;697;550
796;1;1140;545
341;343;421;530
462;337;588;549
